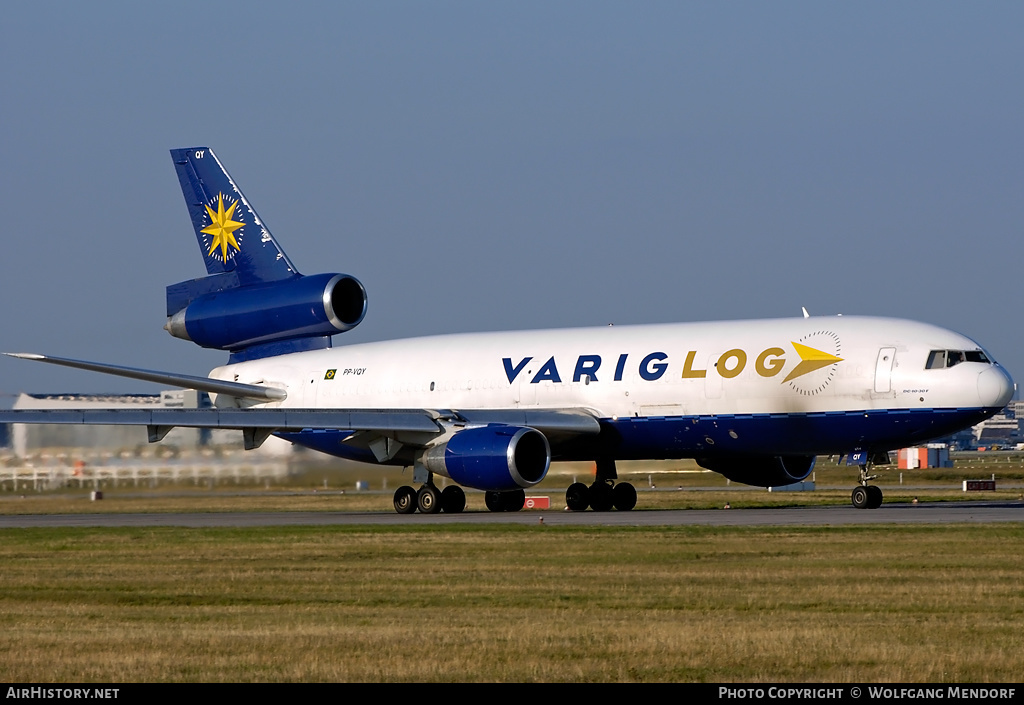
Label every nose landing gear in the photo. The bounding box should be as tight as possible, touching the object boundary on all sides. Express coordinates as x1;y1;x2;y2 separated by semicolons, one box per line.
851;484;883;509
851;457;884;509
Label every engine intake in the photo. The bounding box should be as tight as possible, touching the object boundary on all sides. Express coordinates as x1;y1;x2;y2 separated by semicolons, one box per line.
166;272;367;351
421;425;551;492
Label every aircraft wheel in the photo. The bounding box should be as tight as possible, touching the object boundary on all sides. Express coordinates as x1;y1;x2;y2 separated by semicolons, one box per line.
613;482;637;511
394;486;417;514
504;489;526;512
565;482;590;511
440;485;466;513
589;481;615;512
417;485;441;514
866;485;883;509
484;490;505;512
851;486;869;509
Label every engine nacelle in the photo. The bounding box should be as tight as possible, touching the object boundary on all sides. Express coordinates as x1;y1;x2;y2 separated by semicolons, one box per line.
166;272;367;351
696;455;816;487
421;425;551;492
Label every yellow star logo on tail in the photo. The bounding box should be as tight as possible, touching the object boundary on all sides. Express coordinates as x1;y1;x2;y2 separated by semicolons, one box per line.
782;342;844;383
201;193;244;263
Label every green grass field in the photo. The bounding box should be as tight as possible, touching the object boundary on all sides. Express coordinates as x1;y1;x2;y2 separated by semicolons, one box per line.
1;454;1021;682
0;524;1021;682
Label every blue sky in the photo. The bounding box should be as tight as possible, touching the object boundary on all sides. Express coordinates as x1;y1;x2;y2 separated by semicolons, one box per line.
1;2;1021;395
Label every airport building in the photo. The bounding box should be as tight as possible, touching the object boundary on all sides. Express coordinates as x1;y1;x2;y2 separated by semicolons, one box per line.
968;400;1022;450
4;390;293;457
0;391;294;492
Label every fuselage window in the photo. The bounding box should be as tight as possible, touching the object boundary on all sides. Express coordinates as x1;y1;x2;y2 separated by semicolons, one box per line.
926;351;946;369
927;349;990;370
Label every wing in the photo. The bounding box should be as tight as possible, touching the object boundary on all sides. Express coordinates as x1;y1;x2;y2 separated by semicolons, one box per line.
0;406;600;454
1;353;601;454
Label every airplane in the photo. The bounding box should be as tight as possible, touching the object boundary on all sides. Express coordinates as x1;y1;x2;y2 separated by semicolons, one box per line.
0;147;1015;513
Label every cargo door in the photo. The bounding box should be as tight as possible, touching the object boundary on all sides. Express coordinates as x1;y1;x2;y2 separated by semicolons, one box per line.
873;348;896;394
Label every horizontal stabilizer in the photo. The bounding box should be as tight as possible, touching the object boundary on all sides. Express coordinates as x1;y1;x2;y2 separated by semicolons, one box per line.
166;271;239;317
4;353;286;402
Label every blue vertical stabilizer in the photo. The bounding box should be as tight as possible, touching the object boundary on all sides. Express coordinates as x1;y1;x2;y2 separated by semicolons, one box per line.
165;148;367;361
170;147;299;285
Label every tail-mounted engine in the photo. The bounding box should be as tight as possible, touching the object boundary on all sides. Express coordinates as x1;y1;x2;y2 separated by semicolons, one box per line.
165;272;367;354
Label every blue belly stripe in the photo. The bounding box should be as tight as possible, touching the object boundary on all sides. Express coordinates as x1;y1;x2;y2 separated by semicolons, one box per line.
276;406;998;465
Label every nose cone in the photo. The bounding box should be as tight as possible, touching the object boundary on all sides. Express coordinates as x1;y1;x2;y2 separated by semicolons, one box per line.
978;365;1015;408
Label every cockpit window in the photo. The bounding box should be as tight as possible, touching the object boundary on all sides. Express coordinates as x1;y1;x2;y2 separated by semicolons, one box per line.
926;349;990;369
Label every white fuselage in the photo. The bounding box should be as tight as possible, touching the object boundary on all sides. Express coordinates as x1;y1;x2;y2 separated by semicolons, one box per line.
211;315;1012;420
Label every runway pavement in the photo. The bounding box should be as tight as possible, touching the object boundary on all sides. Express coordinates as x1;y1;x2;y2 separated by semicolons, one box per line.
0;500;1021;528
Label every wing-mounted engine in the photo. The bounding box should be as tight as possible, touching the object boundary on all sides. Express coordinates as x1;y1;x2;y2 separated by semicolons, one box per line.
696;455;815;487
165;272;367;356
420;425;551;492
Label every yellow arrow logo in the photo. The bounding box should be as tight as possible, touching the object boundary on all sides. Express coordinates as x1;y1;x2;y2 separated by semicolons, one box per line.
782;342;843;383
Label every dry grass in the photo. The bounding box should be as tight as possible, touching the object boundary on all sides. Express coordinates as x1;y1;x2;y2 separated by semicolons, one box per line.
2;453;1022;515
0;524;1021;682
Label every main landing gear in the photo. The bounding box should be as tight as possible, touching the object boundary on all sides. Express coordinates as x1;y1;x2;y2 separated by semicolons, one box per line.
393;483;466;514
564;459;637;512
851;460;883;509
484;489;526;512
392;482;525;514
